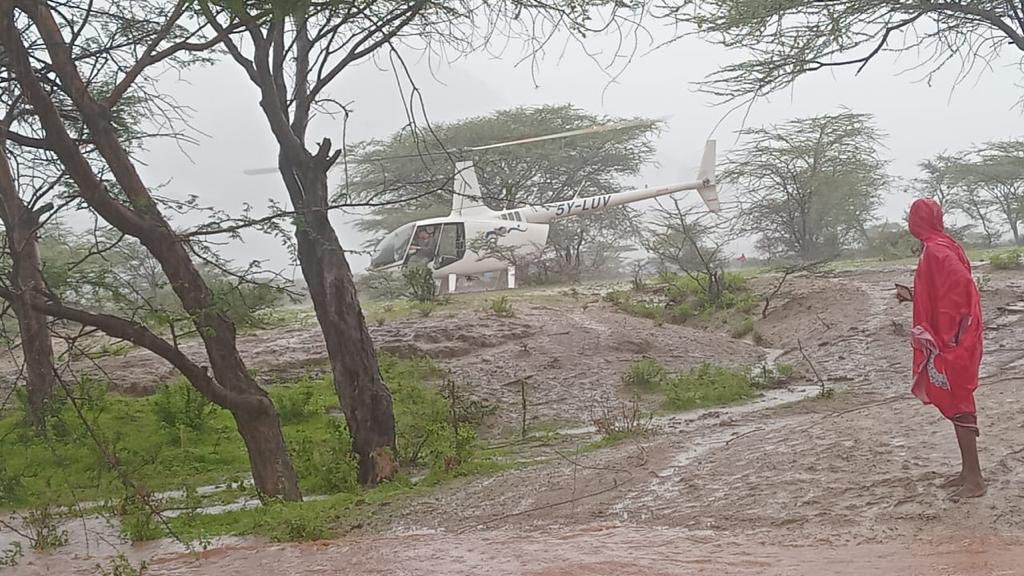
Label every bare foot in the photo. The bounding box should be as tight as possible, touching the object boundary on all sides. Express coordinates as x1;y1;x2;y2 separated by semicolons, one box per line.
949;478;988;499
939;473;965;488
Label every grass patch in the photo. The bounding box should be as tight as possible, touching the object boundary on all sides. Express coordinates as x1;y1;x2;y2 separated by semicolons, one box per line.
620;358;768;413
486;295;515;317
988;248;1023;270
606;272;757;328
622;358;669;390
0;355;493;518
663;363;758;411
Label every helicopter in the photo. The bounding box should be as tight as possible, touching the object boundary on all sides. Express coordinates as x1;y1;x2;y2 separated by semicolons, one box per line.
366;146;718;291
245;121;719;291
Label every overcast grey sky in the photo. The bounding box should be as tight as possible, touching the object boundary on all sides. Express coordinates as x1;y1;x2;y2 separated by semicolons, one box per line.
133;21;1023;277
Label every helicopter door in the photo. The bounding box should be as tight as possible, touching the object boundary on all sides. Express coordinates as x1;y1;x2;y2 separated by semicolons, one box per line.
405;223;442;267
434;223;466;269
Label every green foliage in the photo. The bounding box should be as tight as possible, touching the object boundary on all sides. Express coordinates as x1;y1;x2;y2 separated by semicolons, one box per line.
117;495;164;543
20;507;69;551
749;362;796;390
622;358;669;390
270;378;330;425
591;394;652;441
287;419;359;495
603;290;664;322
990;249;1023;270
609;272;756;326
381;355;478;473
152;381;216;433
410;300;437;317
97;554;148;576
862;222;920;260
663;364;757;411
403;266;439;303
487;295;514;317
663;0;1018;104
730;317;755;339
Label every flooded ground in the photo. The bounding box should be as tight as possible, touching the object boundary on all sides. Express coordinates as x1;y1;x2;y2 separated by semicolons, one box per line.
5;263;1024;574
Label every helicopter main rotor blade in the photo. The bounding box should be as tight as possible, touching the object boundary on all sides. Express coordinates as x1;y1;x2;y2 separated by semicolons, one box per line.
242;167;281;176
464;116;667;153
241;117;668;175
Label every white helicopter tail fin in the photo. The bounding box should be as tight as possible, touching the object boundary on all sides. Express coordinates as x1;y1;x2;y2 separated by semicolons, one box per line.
696;139;720;213
451;161;495;216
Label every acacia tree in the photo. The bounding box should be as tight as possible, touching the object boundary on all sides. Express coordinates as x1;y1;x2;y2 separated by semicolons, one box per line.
640;195;737;303
949;141;1024;244
914;153;964;210
0;0;303;499
660;0;1024;101
347;105;659;280
723;112;888;260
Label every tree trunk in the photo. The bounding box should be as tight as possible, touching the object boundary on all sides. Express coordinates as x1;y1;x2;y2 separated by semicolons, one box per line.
235;401;303;501
10;267;56;433
289;164;397;486
0;145;56;433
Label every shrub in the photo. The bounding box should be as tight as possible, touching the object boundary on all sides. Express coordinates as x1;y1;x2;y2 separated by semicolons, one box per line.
118;495;164;543
403;266;439;303
730;317;755;339
383;355;479;474
152;381;216;433
288;419;359;495
663;364;757;411
411;301;437;317
20;507;69;551
97;554;148;576
591;394;653;441
487;295;514;317
990;249;1023;270
622;358;669;390
271;379;327;425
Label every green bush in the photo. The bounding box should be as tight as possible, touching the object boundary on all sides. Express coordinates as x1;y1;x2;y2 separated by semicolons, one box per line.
730;317;755;339
271;379;329;425
287;419;359;495
403;266;439;303
382;355;479;474
990;249;1023;270
118;495;164;543
663;363;757;411
488;295;514;317
152;381;216;433
622;358;669;390
97;554;148;576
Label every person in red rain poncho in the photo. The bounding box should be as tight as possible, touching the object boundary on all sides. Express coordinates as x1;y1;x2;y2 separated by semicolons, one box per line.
898;198;985;498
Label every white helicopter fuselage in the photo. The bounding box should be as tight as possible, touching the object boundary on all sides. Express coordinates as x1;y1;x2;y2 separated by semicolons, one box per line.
367;140;719;279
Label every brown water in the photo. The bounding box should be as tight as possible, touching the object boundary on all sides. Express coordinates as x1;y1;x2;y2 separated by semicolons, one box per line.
10;524;1024;576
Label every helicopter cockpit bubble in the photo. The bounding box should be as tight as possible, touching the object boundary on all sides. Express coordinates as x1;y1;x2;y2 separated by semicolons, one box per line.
369;222;416;269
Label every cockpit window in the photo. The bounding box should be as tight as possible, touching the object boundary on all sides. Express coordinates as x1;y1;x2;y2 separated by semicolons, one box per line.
369;223;415;269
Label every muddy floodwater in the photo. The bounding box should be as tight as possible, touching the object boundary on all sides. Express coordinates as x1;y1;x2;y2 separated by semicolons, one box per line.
13;525;1024;575
6;265;1024;575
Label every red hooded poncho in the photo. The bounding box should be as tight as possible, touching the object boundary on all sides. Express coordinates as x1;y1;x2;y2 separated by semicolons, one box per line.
908;198;983;423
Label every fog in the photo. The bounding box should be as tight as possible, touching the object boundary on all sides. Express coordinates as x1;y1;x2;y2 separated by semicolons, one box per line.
131;22;1023;276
